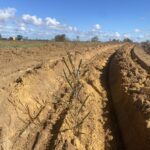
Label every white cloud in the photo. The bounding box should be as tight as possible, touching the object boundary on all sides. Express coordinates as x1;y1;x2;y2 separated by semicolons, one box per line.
67;26;78;32
0;8;149;41
0;8;16;22
68;26;73;31
115;32;120;38
20;26;26;31
22;14;43;26
45;17;60;26
134;28;140;33
95;24;101;30
92;24;102;31
45;18;78;33
123;34;131;38
19;23;27;31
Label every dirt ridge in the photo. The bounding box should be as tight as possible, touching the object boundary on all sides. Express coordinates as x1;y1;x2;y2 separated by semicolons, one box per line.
109;44;150;150
131;46;150;73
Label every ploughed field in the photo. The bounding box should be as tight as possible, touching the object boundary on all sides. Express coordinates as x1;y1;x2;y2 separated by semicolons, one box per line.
0;41;150;150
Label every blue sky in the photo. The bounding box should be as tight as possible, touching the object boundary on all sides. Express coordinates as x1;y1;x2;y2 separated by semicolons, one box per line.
0;0;150;41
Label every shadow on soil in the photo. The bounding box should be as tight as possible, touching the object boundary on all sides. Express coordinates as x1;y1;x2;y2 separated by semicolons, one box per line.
100;53;125;150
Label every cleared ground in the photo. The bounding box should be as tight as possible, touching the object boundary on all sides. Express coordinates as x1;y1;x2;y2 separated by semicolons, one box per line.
0;41;150;150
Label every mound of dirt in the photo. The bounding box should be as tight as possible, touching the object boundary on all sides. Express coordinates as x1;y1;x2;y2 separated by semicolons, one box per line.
3;42;150;150
109;44;150;150
0;42;124;150
131;46;150;73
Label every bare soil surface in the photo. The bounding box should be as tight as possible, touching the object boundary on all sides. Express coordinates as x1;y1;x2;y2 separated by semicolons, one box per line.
131;46;150;72
110;44;150;150
0;41;150;150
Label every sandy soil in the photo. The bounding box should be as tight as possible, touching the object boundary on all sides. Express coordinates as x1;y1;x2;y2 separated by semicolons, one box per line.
0;41;123;150
109;44;150;150
0;41;149;150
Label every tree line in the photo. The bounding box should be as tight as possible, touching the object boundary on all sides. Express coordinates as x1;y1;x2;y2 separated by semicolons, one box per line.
0;33;136;43
0;34;25;41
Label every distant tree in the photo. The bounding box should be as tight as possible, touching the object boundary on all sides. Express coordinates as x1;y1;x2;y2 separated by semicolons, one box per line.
141;40;150;45
91;36;99;42
141;40;150;54
16;35;23;41
0;34;2;39
9;37;13;40
54;34;68;42
123;38;133;43
23;36;28;40
76;36;80;41
111;39;120;42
